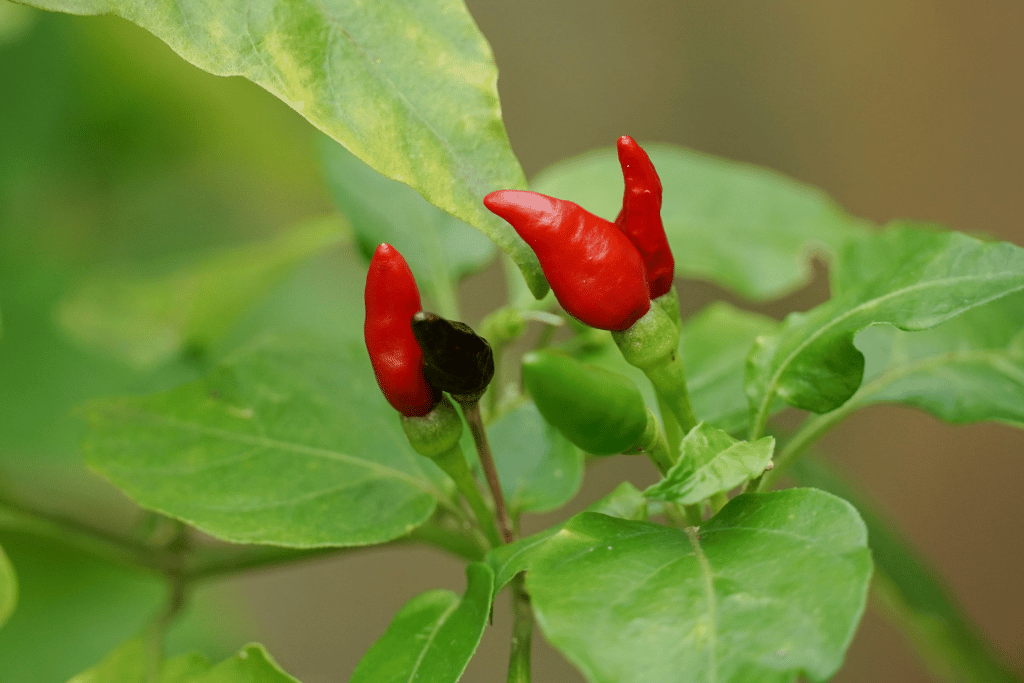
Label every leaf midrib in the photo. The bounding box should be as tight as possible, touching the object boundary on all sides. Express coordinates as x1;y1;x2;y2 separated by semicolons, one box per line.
685;526;718;683
407;597;460;683
92;404;447;500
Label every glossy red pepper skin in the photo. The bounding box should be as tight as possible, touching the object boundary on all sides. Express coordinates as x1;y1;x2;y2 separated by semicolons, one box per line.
364;244;439;417
483;190;650;331
615;136;675;299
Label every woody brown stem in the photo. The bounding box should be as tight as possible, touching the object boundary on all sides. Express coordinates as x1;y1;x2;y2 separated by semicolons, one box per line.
458;399;514;544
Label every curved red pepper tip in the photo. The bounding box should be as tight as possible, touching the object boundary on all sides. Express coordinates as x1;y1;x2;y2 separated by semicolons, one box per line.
364;243;439;417
483;190;561;222
617;136;662;194
484;189;650;331
614;137;674;299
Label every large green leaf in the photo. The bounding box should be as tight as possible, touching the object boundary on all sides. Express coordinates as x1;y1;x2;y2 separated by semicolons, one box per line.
349;562;492;683
80;336;450;547
0;543;15;629
746;224;1024;434
791;459;1022;683
320;139;495;320
845;292;1024;426
19;0;544;296
644;422;774;505
67;639;300;683
531;144;867;300
489;401;583;515
523;489;871;683
57;217;347;370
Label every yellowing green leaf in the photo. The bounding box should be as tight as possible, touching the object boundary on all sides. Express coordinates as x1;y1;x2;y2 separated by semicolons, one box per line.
320;139;496;320
19;0;543;296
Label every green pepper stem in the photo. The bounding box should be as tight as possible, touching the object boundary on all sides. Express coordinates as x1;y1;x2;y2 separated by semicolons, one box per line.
506;573;534;683
683;504;704;527
431;444;504;549
146;522;189;683
458;399;514;544
636;406;674;474
612;302;698;436
656;394;682;463
643;355;698;434
653;285;682;332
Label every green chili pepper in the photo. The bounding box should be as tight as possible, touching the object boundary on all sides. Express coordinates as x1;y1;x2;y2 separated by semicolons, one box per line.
521;349;648;455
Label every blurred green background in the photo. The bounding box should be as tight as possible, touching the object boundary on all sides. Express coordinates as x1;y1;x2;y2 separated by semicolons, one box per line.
0;1;1021;681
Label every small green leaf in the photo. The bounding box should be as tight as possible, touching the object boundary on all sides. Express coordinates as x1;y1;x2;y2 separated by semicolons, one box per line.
524;489;871;683
193;644;300;682
160;654;213;683
80;336;449;547
644;423;774;505
585;481;649;522
489;401;583;515
0;543;16;629
320;139;495;320
19;0;544;297
486;528;561;596
350;562;492;683
485;482;649;593
64;635;150;683
747;224;1024;432
532;144;866;300
791;459;1022;683
846;292;1024;426
57;218;347;370
66;639;300;683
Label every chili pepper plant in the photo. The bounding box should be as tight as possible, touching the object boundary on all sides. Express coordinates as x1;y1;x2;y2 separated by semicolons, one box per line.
0;3;1022;683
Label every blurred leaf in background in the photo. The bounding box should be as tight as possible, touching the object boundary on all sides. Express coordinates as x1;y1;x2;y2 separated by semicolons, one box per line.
0;532;243;683
0;9;331;464
320;138;496;321
0;6;342;675
57;217;348;370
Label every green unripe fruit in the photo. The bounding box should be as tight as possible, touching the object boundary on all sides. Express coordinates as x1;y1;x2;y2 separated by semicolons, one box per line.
521;350;647;455
401;397;463;460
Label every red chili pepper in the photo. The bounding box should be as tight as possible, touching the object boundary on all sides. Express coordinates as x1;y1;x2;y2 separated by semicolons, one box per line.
364;243;439;417
615;136;674;299
483;190;650;331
